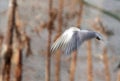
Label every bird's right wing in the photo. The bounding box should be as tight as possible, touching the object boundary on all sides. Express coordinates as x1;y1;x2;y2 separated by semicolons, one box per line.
50;30;75;55
51;32;78;54
50;34;66;55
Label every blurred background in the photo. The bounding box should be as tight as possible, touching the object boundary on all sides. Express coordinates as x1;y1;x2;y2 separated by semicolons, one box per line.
0;0;120;81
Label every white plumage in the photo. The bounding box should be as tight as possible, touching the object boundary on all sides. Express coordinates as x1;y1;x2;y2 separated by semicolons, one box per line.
51;27;103;55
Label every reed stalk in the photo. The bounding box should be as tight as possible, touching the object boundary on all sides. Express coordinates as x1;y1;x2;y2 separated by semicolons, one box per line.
70;0;76;14
13;12;22;81
117;70;120;81
1;0;17;81
69;0;84;81
13;51;22;81
12;42;22;81
45;0;53;81
69;51;77;81
92;18;111;81
68;0;77;19
93;19;111;81
103;47;111;81
77;0;84;27
54;0;64;81
87;40;93;81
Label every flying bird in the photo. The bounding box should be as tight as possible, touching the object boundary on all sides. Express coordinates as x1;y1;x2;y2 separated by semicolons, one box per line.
51;27;103;55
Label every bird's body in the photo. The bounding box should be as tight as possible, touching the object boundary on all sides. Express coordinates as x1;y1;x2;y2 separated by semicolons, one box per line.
51;27;103;55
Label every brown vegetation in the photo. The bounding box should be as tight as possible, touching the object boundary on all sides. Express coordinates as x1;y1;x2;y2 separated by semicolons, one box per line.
87;40;93;81
54;0;64;81
69;0;84;81
0;0;117;81
45;0;54;81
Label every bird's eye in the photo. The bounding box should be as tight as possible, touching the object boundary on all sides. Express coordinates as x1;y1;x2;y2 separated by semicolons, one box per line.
96;36;100;40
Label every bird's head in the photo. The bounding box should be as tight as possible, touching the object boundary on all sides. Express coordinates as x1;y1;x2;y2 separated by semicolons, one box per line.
96;36;101;40
95;33;103;41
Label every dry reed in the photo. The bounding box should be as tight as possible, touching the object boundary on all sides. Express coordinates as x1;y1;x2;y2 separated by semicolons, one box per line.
77;0;84;27
12;41;22;81
70;0;76;14
69;51;77;81
54;0;64;81
103;47;111;81
91;18;111;81
13;11;23;81
69;0;84;81
1;0;17;81
45;0;53;81
117;70;120;81
87;40;93;81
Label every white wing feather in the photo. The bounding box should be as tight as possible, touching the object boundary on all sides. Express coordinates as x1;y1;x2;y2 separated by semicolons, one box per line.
51;28;75;55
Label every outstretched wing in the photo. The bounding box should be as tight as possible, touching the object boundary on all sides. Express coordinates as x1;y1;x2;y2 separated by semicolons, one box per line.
50;30;78;55
50;34;67;54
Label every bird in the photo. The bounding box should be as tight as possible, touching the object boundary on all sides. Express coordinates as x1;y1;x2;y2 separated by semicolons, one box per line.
51;27;103;55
